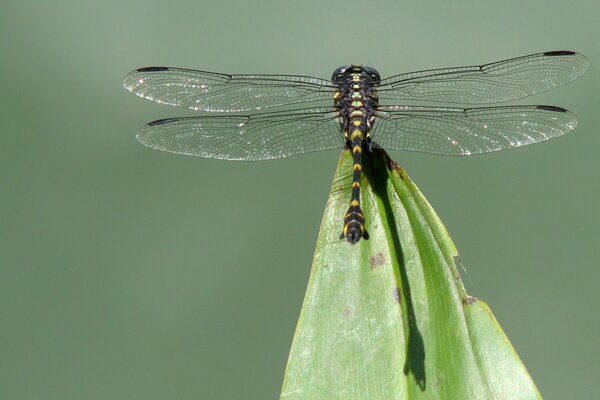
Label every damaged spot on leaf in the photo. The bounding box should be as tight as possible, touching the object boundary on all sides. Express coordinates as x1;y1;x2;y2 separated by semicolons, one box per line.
388;158;409;181
393;287;401;304
462;296;478;305
370;252;386;270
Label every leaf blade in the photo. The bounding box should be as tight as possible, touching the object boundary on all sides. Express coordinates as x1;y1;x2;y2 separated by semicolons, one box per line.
280;148;540;400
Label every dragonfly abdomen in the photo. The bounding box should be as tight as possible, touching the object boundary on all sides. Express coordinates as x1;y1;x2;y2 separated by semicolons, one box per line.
339;95;374;244
340;120;370;243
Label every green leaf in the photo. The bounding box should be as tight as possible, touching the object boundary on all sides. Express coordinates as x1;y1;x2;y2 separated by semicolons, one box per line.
280;148;541;400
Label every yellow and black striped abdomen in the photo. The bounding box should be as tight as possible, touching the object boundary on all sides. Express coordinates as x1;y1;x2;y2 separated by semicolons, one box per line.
332;67;379;244
339;110;370;244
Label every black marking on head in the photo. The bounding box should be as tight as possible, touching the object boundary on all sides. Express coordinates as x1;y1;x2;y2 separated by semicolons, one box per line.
362;66;381;84
331;65;381;85
148;118;178;126
543;50;576;57
536;105;567;112
331;65;352;83
137;67;169;72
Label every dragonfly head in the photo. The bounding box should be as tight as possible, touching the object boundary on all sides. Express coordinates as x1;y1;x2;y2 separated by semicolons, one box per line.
331;65;381;85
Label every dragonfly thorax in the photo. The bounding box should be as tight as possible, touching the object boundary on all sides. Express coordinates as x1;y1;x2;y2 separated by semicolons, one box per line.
333;65;380;135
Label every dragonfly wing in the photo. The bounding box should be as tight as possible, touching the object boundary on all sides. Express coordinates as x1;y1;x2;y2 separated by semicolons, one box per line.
123;67;335;112
137;108;344;161
372;105;578;156
378;51;589;104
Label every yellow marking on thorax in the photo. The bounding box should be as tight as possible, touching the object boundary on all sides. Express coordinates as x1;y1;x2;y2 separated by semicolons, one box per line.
352;120;362;126
350;131;363;140
333;91;340;99
351;92;361;98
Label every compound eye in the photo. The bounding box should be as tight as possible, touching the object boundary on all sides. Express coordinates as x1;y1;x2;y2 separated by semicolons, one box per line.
331;65;349;82
363;66;381;83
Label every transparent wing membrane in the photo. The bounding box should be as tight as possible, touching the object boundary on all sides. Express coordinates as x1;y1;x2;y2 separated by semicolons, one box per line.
137;108;344;161
123;68;335;112
378;51;589;104
125;51;586;159
372;105;577;156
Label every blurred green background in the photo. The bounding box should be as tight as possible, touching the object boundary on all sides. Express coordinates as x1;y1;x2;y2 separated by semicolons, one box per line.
1;1;598;399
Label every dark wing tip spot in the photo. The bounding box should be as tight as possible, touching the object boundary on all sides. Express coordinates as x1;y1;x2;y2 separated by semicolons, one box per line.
148;117;178;126
136;67;170;72
536;105;568;113
543;50;576;57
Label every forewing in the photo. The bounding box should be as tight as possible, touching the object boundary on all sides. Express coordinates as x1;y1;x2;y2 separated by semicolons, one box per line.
137;108;344;161
378;51;589;104
123;67;335;112
372;105;577;156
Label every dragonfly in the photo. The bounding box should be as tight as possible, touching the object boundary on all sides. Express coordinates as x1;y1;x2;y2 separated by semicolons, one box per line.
123;51;588;244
